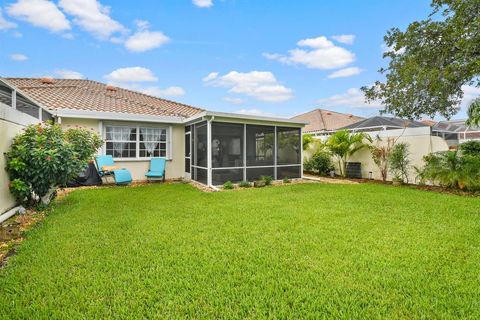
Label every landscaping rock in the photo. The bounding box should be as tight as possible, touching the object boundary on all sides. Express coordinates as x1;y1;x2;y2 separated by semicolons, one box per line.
254;180;266;188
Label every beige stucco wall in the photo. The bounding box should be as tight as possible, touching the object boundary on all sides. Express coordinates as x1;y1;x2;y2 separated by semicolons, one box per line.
1;103;39;213
347;127;449;182
304;127;450;183
0;120;24;212
60;117;185;181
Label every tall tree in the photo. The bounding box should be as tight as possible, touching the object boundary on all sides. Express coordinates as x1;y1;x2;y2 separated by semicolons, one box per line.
362;0;480;119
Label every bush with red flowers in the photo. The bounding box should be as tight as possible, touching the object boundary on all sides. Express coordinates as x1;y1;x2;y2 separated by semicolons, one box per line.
5;122;103;207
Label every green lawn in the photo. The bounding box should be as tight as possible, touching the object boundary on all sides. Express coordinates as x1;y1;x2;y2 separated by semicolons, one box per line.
1;183;479;319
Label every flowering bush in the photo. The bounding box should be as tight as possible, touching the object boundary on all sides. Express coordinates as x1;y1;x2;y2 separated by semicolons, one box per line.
5;122;103;207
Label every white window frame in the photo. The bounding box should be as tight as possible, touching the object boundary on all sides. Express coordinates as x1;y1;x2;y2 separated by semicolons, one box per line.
103;123;170;161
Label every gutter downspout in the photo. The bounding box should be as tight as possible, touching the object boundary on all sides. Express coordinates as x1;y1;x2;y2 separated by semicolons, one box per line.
0;206;23;224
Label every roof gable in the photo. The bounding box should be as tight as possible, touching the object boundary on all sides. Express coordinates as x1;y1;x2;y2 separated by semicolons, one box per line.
292;109;364;132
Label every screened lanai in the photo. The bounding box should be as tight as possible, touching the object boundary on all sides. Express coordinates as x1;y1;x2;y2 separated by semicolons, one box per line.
184;112;306;186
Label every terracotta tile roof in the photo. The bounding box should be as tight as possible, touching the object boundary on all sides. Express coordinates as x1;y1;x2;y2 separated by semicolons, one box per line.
292;109;364;133
3;78;204;118
421;119;437;126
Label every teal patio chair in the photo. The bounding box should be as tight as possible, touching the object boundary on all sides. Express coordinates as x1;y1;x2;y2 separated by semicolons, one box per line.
95;155;132;185
145;157;166;182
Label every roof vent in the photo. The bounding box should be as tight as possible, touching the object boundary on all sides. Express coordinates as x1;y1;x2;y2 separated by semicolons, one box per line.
105;85;117;92
40;77;55;84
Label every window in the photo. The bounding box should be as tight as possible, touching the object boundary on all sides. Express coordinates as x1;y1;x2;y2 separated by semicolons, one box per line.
194;122;208;167
277;127;301;165
16;95;40;119
246;125;274;166
42;109;54;122
211;122;244;168
0;84;12;107
139;127;166;157
105;125;168;159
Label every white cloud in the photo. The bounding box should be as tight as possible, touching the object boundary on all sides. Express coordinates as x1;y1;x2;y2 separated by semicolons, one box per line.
104;67;184;98
0;8;17;30
55;69;84;79
331;34;355;45
7;0;70;32
460;85;480;110
264;36;355;70
141;86;185;97
223;97;243;104
327;67;362;79
381;43;405;55
58;0;126;40
125;30;169;52
317;88;383;109
10;53;27;61
123;19;170;52
193;0;213;8
134;19;150;30
203;70;293;102
233;108;282;118
105;67;158;83
202;72;219;82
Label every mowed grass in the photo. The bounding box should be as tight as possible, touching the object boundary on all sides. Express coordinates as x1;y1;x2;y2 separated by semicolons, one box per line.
1;183;480;319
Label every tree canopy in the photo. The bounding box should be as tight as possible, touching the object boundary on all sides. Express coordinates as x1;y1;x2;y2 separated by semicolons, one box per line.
362;0;480;120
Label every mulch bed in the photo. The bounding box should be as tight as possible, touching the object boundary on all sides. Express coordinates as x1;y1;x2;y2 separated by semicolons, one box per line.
0;209;47;268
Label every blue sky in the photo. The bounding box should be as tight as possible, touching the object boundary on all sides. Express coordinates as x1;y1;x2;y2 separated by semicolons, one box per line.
0;0;475;119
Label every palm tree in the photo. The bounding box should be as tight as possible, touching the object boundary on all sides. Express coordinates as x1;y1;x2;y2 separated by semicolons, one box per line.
466;97;480;127
326;130;372;177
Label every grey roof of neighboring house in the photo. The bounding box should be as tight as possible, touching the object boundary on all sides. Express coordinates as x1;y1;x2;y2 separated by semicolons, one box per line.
432;120;479;132
339;116;427;131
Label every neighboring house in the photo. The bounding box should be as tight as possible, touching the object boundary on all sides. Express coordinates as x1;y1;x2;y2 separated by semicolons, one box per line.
0;77;306;210
430;120;480;147
291;109;363;137
330;116;450;182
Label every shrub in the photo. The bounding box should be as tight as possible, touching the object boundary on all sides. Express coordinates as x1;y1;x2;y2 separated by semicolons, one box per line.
326;130;372;177
369;138;395;182
419;151;480;190
261;175;273;186
5;122;103;207
304;151;334;176
239;181;251;188
282;177;291;183
459;140;480;157
223;181;234;189
389;142;411;183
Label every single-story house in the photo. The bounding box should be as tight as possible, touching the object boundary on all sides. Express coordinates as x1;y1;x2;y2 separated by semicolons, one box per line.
430;120;480;147
0;77;306;211
291;108;364;137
